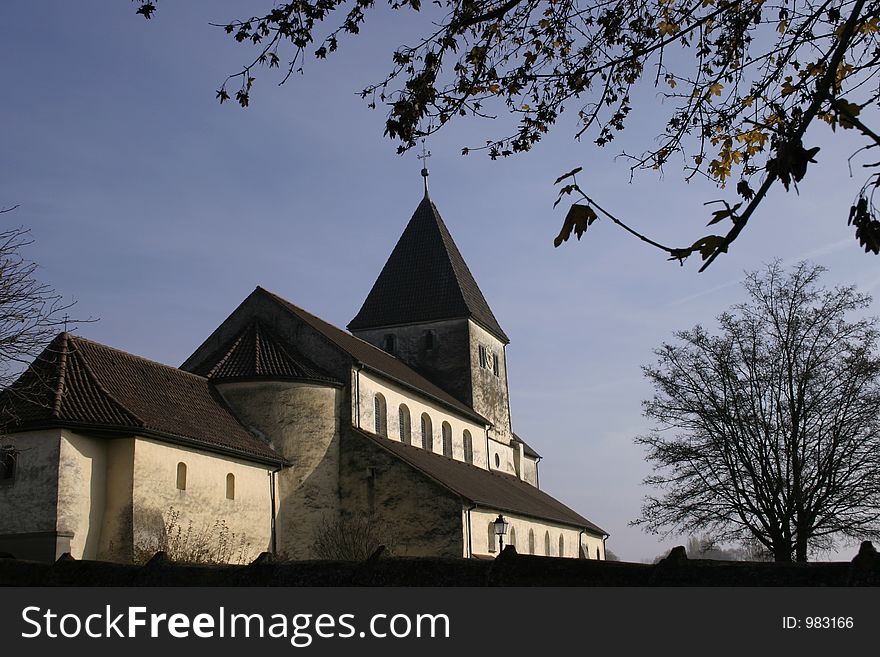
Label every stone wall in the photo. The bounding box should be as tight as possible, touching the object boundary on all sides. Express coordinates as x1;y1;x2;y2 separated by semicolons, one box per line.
217;381;344;560
339;428;465;558
2;542;878;586
468;320;512;444
351;318;473;404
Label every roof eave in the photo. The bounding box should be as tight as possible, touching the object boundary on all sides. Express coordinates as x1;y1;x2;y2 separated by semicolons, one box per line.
5;419;288;467
211;375;344;388
353;428;605;535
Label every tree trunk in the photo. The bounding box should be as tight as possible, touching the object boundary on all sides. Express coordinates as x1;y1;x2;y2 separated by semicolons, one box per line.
795;533;809;563
773;541;793;562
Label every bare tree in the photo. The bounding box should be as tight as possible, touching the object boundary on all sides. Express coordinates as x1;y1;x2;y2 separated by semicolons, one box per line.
0;221;78;434
635;262;880;562
311;514;398;561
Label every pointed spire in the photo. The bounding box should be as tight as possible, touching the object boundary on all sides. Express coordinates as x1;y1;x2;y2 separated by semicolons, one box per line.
348;195;509;343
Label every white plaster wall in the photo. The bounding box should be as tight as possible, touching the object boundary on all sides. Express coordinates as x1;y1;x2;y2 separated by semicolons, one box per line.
355;368;491;469
0;429;60;535
131;438;273;562
57;431;108;559
487;437;517;477
469;508;605;559
98;438;135;561
520;455;539;486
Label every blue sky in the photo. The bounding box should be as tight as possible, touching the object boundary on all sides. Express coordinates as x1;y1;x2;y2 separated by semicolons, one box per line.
2;1;877;561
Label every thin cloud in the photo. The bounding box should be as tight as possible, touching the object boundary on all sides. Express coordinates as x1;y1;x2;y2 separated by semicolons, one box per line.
669;237;854;306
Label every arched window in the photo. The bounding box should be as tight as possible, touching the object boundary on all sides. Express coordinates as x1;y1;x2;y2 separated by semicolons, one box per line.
463;430;473;465
398;405;411;445
487;522;496;553
176;462;187;491
442;422;452;457
420;413;433;451
528;529;535;554
508;526;517;550
423;330;435;350
226;473;235;500
544;531;551;556
558;534;565;558
373;393;387;437
597;546;601;560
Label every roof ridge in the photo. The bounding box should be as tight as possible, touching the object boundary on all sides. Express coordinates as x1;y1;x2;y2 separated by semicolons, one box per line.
50;333;69;418
427;199;509;343
423;198;471;312
254;318;317;376
67;338;146;428
197;312;339;383
257;286;409;361
68;334;210;383
254;320;263;376
205;325;249;378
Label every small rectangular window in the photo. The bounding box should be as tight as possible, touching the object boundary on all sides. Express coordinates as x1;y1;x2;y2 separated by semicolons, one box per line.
492;354;499;376
478;345;486;368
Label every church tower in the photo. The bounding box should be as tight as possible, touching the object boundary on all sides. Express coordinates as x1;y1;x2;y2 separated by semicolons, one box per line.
348;185;513;444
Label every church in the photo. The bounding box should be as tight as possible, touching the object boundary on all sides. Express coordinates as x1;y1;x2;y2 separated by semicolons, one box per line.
0;181;608;564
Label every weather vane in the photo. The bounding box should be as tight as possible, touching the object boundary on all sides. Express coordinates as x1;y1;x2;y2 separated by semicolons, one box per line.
417;139;431;194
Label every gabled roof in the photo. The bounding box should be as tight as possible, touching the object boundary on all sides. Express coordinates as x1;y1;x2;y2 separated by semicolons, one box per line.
348;194;509;343
190;318;340;385
0;333;283;464
355;428;606;536
257;287;489;424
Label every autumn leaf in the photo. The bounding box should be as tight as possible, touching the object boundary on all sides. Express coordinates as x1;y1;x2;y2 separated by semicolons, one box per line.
689;235;727;260
135;2;156;19
737;180;755;200
707;203;742;226
834;99;862;129
658;21;680;37
554;204;599;247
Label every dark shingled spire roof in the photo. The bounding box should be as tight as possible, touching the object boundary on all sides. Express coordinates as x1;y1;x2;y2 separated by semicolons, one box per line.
190;319;340;385
348;194;509;343
0;333;283;464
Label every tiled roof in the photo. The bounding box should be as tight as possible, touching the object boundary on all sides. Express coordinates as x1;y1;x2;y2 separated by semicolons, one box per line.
191;318;340;385
355;428;606;535
0;333;283;464
348;194;509;343
513;432;542;459
257;287;489;424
